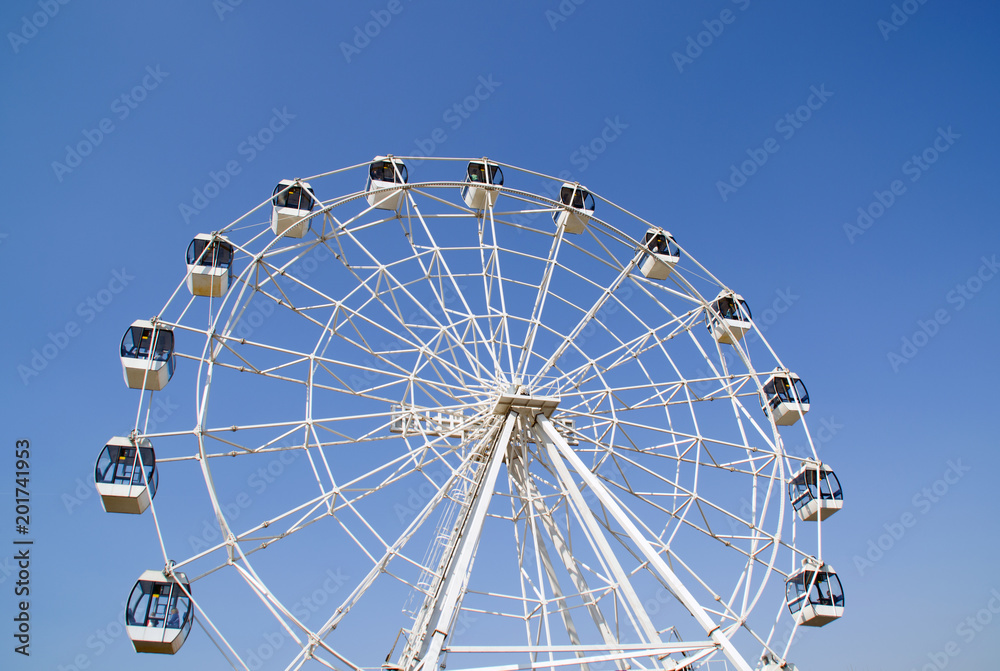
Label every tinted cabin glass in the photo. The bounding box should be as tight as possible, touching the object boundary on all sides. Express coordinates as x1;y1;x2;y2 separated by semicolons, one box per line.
786;568;843;612
811;572;843;606
714;296;751;321
186;239;208;265
763;376;807;407
765;377;794;407
164;591;192;628
826;573;844;606
370;161;407;183
559;186;593;209
819;470;841;499
95;445;123;483
187;239;234;267
117;446;139;483
294;187;314;210
788;471;816;510
793;378;809;404
96;445;156;487
121;328;173;361
152;330;173;360
789;467;841;508
715;297;737;320
802;469;819;498
121;327;143;357
274;186;315;210
645;232;668;253
127;581;192;628
786;573;809;612
272;183;288;207
469;163;503;185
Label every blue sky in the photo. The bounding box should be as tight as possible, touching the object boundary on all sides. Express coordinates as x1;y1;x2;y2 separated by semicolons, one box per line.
2;1;999;669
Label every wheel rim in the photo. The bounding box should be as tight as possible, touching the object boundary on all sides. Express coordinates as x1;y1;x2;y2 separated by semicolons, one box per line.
124;157;826;670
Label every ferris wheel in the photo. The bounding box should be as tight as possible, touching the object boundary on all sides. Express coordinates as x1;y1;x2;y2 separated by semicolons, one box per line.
95;156;845;671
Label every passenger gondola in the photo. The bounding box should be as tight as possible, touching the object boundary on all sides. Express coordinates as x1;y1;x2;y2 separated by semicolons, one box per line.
126;570;193;653
120;320;175;391
637;228;680;279
365;156;408;210
94;436;157;514
707;291;752;344
788;461;843;522
185;234;234;297
271;179;317;238
761;369;810;426
552;183;594;234
462;159;503;210
785;560;844;627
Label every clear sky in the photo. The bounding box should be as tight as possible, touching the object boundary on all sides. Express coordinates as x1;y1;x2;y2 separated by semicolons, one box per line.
2;1;999;670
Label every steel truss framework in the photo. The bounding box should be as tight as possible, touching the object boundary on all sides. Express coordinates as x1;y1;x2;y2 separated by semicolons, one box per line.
116;157;833;671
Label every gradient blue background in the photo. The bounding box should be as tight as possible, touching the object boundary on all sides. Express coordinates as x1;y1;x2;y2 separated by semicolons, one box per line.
2;1;999;669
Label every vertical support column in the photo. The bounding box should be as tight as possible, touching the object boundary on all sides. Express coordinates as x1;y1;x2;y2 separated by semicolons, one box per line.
533;414;754;671
406;412;519;671
534;425;669;668
508;453;628;671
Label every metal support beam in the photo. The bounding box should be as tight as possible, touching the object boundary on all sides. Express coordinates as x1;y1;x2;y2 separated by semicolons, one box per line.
534;426;669;670
533;414;754;671
509;453;628;670
509;453;592;671
405;412;519;671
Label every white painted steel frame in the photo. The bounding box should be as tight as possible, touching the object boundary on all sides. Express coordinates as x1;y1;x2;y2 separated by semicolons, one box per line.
110;156;837;671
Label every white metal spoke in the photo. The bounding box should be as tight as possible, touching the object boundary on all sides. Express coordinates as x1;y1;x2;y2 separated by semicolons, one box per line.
107;157;835;671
